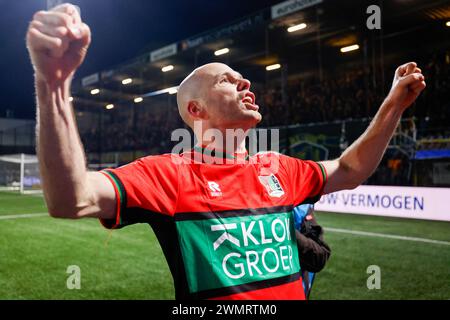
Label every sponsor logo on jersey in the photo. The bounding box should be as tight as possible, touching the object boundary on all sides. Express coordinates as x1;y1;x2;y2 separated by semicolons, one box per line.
176;211;299;293
258;174;285;198
208;181;222;197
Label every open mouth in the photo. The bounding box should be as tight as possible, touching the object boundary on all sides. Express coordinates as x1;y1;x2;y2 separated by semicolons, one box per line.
242;96;253;104
241;92;258;110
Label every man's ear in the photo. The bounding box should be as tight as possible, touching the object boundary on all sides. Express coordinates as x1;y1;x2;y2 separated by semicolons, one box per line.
187;101;208;120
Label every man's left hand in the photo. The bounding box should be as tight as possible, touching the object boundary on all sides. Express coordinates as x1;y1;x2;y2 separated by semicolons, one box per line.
386;62;426;111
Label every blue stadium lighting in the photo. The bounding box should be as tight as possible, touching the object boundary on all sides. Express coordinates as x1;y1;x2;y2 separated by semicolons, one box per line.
46;0;63;10
141;86;179;98
168;88;178;95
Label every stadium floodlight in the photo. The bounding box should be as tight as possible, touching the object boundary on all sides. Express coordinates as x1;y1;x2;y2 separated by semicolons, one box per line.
162;65;174;72
134;97;143;103
69;97;74;102
141;86;179;98
446;21;450;27
340;44;360;53
168;88;178;95
287;23;307;33
266;64;281;71
122;78;133;85
105;104;114;110
214;48;230;56
90;88;100;95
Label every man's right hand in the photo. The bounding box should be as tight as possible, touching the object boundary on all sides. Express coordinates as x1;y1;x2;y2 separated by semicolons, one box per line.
26;3;91;86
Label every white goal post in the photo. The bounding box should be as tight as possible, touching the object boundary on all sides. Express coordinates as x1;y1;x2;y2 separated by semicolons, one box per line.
0;154;41;194
0;153;119;194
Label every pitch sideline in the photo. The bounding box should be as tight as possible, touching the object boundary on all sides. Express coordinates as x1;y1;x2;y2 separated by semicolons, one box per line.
1;212;449;246
325;227;450;246
0;213;48;220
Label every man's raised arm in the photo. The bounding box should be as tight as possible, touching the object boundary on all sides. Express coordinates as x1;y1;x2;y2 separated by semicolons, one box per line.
320;62;426;194
26;3;116;219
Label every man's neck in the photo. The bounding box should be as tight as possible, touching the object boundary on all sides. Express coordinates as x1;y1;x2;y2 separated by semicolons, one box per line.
198;139;247;154
194;128;249;155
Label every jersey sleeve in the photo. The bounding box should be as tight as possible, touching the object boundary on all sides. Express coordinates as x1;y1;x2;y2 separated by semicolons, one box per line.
280;155;327;206
99;154;179;229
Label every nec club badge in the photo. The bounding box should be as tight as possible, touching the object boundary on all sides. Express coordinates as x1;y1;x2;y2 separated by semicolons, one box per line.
259;174;285;198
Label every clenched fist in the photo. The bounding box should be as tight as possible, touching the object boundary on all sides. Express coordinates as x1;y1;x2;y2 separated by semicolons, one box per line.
387;62;426;111
26;3;91;86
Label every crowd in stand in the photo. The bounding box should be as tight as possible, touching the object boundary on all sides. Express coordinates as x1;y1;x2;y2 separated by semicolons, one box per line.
409;53;450;140
81;100;184;154
79;51;450;185
257;68;383;127
259;52;450;133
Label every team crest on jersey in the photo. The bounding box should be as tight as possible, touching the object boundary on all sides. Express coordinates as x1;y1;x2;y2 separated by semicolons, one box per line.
258;174;285;198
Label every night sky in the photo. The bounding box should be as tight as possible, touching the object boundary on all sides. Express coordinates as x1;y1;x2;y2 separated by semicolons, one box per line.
0;0;281;119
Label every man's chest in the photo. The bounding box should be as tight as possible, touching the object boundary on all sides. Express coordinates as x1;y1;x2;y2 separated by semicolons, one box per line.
170;163;303;298
176;164;292;213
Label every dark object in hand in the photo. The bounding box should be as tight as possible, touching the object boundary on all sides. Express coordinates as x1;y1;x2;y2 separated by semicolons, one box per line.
296;214;331;273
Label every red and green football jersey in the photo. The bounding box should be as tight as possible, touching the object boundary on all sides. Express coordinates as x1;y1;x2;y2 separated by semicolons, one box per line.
100;146;327;300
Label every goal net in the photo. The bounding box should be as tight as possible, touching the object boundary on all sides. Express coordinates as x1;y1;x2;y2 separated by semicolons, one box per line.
0;154;41;194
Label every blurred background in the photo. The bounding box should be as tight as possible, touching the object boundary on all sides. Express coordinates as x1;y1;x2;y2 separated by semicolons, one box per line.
0;0;449;300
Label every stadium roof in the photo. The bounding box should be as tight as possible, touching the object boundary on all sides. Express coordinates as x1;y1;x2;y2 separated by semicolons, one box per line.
71;0;450;111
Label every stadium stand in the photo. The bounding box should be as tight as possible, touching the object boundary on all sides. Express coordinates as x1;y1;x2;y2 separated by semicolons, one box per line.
76;51;449;151
3;0;449;187
71;0;449;187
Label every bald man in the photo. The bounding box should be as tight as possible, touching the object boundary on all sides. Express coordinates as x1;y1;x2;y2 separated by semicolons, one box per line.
27;4;426;300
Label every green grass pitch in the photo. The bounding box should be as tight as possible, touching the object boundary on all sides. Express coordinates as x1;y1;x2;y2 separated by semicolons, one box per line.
0;191;449;300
